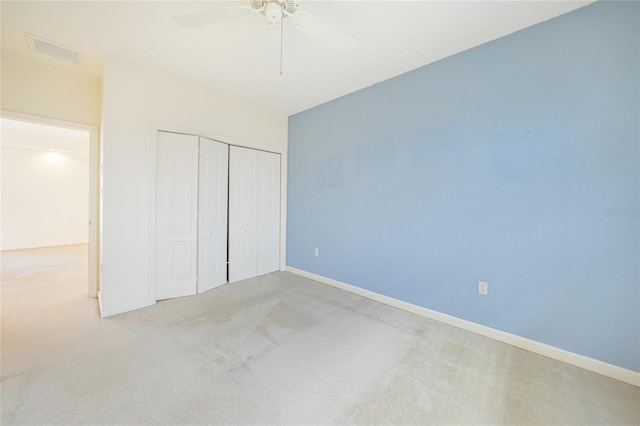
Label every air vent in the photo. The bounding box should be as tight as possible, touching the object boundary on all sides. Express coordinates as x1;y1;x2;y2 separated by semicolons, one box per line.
25;33;84;65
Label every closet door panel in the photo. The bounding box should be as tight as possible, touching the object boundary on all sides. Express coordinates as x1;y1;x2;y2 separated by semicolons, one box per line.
257;151;281;275
156;132;199;300
197;138;229;293
229;146;258;282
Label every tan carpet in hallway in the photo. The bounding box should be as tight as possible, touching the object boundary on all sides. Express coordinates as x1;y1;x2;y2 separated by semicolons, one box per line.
1;244;638;425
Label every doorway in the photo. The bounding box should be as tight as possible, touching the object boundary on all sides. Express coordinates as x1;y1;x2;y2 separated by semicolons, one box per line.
0;113;99;299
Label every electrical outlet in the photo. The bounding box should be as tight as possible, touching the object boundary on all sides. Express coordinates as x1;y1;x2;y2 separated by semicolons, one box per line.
314;248;319;257
478;281;488;296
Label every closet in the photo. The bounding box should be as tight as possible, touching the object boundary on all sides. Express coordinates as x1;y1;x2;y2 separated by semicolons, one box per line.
228;146;281;282
155;132;280;301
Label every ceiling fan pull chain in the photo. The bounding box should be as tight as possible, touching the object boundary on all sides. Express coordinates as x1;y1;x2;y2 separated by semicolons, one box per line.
280;12;284;75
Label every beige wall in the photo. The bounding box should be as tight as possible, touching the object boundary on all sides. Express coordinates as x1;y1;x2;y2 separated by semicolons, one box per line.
1;53;102;126
99;58;288;317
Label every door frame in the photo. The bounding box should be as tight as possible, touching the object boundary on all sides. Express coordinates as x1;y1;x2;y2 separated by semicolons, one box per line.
1;110;101;298
149;122;287;302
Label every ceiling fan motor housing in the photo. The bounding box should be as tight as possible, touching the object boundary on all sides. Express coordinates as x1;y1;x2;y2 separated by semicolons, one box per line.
250;0;299;19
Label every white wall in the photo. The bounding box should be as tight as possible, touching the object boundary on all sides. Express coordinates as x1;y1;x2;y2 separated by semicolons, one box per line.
100;58;288;317
1;124;90;250
0;53;102;126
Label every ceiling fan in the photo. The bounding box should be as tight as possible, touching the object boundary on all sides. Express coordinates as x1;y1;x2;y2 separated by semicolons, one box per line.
174;0;357;74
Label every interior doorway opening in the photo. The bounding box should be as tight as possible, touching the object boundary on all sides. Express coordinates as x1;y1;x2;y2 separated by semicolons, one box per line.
0;114;99;300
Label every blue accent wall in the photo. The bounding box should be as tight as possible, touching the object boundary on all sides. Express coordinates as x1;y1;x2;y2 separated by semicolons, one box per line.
287;1;639;372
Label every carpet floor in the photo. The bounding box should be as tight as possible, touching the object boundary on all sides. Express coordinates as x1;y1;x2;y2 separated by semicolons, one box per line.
1;244;638;425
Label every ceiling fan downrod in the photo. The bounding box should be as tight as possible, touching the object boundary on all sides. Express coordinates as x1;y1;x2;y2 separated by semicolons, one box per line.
248;0;302;75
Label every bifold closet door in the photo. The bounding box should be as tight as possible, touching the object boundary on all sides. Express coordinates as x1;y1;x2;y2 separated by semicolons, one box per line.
256;150;281;275
197;137;229;293
156;132;229;300
229;146;281;282
156;132;199;300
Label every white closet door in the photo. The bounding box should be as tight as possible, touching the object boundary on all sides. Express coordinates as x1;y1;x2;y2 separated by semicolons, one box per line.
156;132;199;300
257;151;281;275
229;146;258;282
197;138;229;293
229;146;281;282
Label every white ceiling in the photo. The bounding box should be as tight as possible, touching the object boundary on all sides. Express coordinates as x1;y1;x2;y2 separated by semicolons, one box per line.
1;1;593;115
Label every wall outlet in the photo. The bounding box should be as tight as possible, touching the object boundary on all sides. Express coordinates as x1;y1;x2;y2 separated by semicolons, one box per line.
314;248;319;257
478;281;488;296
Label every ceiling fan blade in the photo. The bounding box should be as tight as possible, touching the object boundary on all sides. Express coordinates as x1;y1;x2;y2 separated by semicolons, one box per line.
292;12;357;53
174;7;249;28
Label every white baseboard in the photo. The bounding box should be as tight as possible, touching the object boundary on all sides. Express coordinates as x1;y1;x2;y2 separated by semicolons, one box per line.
286;266;640;387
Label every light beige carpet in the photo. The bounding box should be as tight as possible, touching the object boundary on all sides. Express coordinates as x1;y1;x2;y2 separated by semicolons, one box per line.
1;245;638;425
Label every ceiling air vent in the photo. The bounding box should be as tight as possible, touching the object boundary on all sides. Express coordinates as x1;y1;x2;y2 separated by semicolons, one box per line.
25;33;84;65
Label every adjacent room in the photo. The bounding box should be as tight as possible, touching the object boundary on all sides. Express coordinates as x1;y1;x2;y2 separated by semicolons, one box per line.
1;0;638;424
0;117;97;302
1;119;90;251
